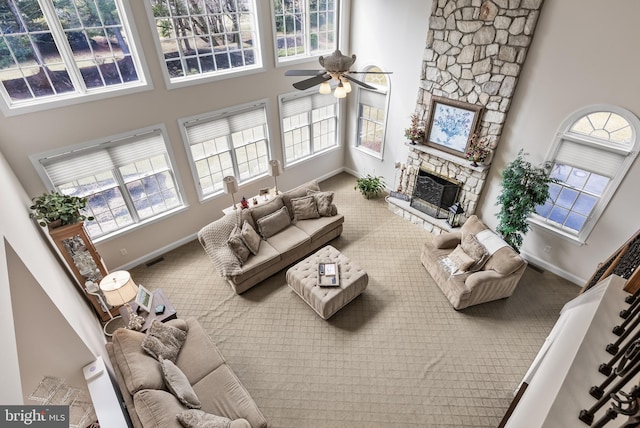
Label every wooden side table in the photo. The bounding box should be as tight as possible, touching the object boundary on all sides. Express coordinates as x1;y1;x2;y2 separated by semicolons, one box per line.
119;288;177;333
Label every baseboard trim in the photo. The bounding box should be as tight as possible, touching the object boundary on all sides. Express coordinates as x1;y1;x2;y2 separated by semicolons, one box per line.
114;232;198;272
519;251;585;286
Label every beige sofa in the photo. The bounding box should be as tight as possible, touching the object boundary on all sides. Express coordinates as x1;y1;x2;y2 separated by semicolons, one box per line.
420;215;527;310
198;180;344;294
106;318;267;428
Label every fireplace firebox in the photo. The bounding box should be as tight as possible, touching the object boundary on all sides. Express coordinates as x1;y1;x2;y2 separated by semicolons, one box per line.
410;169;460;219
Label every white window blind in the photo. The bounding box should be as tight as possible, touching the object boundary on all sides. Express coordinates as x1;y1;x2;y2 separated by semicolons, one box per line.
41;130;167;186
359;89;386;109
555;139;625;178
185;107;267;144
281;93;336;117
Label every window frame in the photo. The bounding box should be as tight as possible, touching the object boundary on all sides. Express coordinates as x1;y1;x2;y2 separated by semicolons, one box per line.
179;99;272;202
278;88;340;168
0;0;151;117
355;65;390;160
143;0;264;90
270;0;341;67
30;124;187;243
529;105;640;245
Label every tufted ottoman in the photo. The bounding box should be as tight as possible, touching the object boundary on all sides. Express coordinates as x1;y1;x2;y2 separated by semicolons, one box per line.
286;245;368;319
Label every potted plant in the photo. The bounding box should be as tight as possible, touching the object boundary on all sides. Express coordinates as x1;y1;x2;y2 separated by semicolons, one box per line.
465;133;491;166
495;150;556;252
354;174;386;199
404;113;426;144
30;191;94;228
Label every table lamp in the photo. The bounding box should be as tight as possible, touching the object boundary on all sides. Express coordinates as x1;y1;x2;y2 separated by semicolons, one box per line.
268;159;281;195
99;270;144;335
223;176;238;210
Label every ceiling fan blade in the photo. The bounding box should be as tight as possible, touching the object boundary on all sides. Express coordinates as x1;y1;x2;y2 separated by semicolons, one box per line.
343;74;376;90
293;74;331;90
285;69;325;76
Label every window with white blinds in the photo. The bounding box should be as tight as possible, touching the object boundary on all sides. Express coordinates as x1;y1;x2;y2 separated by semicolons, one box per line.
279;91;338;165
532;106;640;243
33;128;184;239
182;103;270;199
356;66;389;158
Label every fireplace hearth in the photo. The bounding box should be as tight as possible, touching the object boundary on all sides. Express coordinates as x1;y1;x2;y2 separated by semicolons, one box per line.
410;169;460;219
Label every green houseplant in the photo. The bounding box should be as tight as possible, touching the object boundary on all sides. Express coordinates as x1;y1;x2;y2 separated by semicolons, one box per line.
30;191;94;228
496;150;556;252
354;174;386;199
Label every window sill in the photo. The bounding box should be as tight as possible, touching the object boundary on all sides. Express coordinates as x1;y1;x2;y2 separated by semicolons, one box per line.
354;145;383;160
528;216;586;246
93;205;189;245
285;145;342;169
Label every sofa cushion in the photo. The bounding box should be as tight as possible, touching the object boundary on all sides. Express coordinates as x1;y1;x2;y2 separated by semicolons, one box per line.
306;189;336;217
256;206;291;238
265;224;311;254
249;195;284;225
291;195;320;221
432;232;462;250
161;357;201;409
142;320;189;363
485;246;526;276
227;226;250;264
230;241;281;285
177;409;251;428
175;318;226;385
192;365;268;428
134;389;186;428
460;233;490;272
111;328;165;395
293;214;344;241
282;180;321;219
239;221;261;255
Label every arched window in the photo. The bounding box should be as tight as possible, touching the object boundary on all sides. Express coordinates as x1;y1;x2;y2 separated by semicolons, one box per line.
532;106;640;243
356;66;390;158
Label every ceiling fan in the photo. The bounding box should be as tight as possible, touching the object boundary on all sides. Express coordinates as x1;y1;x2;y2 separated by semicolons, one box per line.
285;49;393;98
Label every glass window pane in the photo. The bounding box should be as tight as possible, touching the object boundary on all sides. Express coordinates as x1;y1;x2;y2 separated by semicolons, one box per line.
556;188;578;209
565;212;587;232
583;174;609;196
573;193;597;216
549;206;569;225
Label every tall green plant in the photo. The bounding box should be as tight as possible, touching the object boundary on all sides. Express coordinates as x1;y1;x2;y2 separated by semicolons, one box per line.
496;150;555;252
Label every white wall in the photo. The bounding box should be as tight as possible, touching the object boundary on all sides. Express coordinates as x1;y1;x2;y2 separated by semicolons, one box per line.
479;0;640;284
0;150;105;403
344;0;432;188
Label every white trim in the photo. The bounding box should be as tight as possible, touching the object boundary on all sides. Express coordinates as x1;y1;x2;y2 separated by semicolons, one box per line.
113;232;198;271
519;250;585;286
355;64;390;159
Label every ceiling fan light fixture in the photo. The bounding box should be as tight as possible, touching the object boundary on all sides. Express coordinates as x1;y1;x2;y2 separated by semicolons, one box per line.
341;77;352;93
334;83;347;99
319;81;332;95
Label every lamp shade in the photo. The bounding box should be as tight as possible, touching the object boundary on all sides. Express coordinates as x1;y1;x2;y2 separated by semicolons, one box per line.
100;270;138;307
268;159;281;177
223;176;238;194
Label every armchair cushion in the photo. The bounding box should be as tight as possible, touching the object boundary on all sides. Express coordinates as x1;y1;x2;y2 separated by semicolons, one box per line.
485;247;526;276
432;232;461;250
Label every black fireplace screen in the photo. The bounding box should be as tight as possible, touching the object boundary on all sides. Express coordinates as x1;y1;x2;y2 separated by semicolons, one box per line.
410;170;460;219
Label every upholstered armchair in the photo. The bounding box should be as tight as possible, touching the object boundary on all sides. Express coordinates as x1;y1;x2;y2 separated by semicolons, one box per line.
420;215;527;310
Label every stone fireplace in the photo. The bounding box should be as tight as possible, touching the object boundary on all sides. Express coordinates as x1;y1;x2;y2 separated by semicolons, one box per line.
387;0;543;234
411;169;460;219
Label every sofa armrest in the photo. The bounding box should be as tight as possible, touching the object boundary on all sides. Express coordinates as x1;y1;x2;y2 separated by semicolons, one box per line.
432;231;462;250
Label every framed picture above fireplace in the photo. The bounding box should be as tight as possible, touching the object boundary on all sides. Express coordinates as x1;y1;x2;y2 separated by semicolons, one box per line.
425;96;483;157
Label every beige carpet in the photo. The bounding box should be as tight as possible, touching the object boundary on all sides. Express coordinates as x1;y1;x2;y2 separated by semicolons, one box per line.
129;172;579;428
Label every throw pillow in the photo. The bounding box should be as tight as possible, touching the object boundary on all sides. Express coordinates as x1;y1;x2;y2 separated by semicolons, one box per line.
460;233;490;272
240;221;261;255
291;195;320;221
160;357;201;409
256;206;291;239
249;195;284;225
306;190;336;217
142;320;189;363
176;409;234;428
441;245;475;275
227;226;250;264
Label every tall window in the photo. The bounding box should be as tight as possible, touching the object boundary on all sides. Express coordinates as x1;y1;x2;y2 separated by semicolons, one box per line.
532;106;640;243
148;0;261;86
0;0;146;113
279;91;338;165
32;128;184;239
356;66;389;158
272;0;336;63
182;102;270;200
